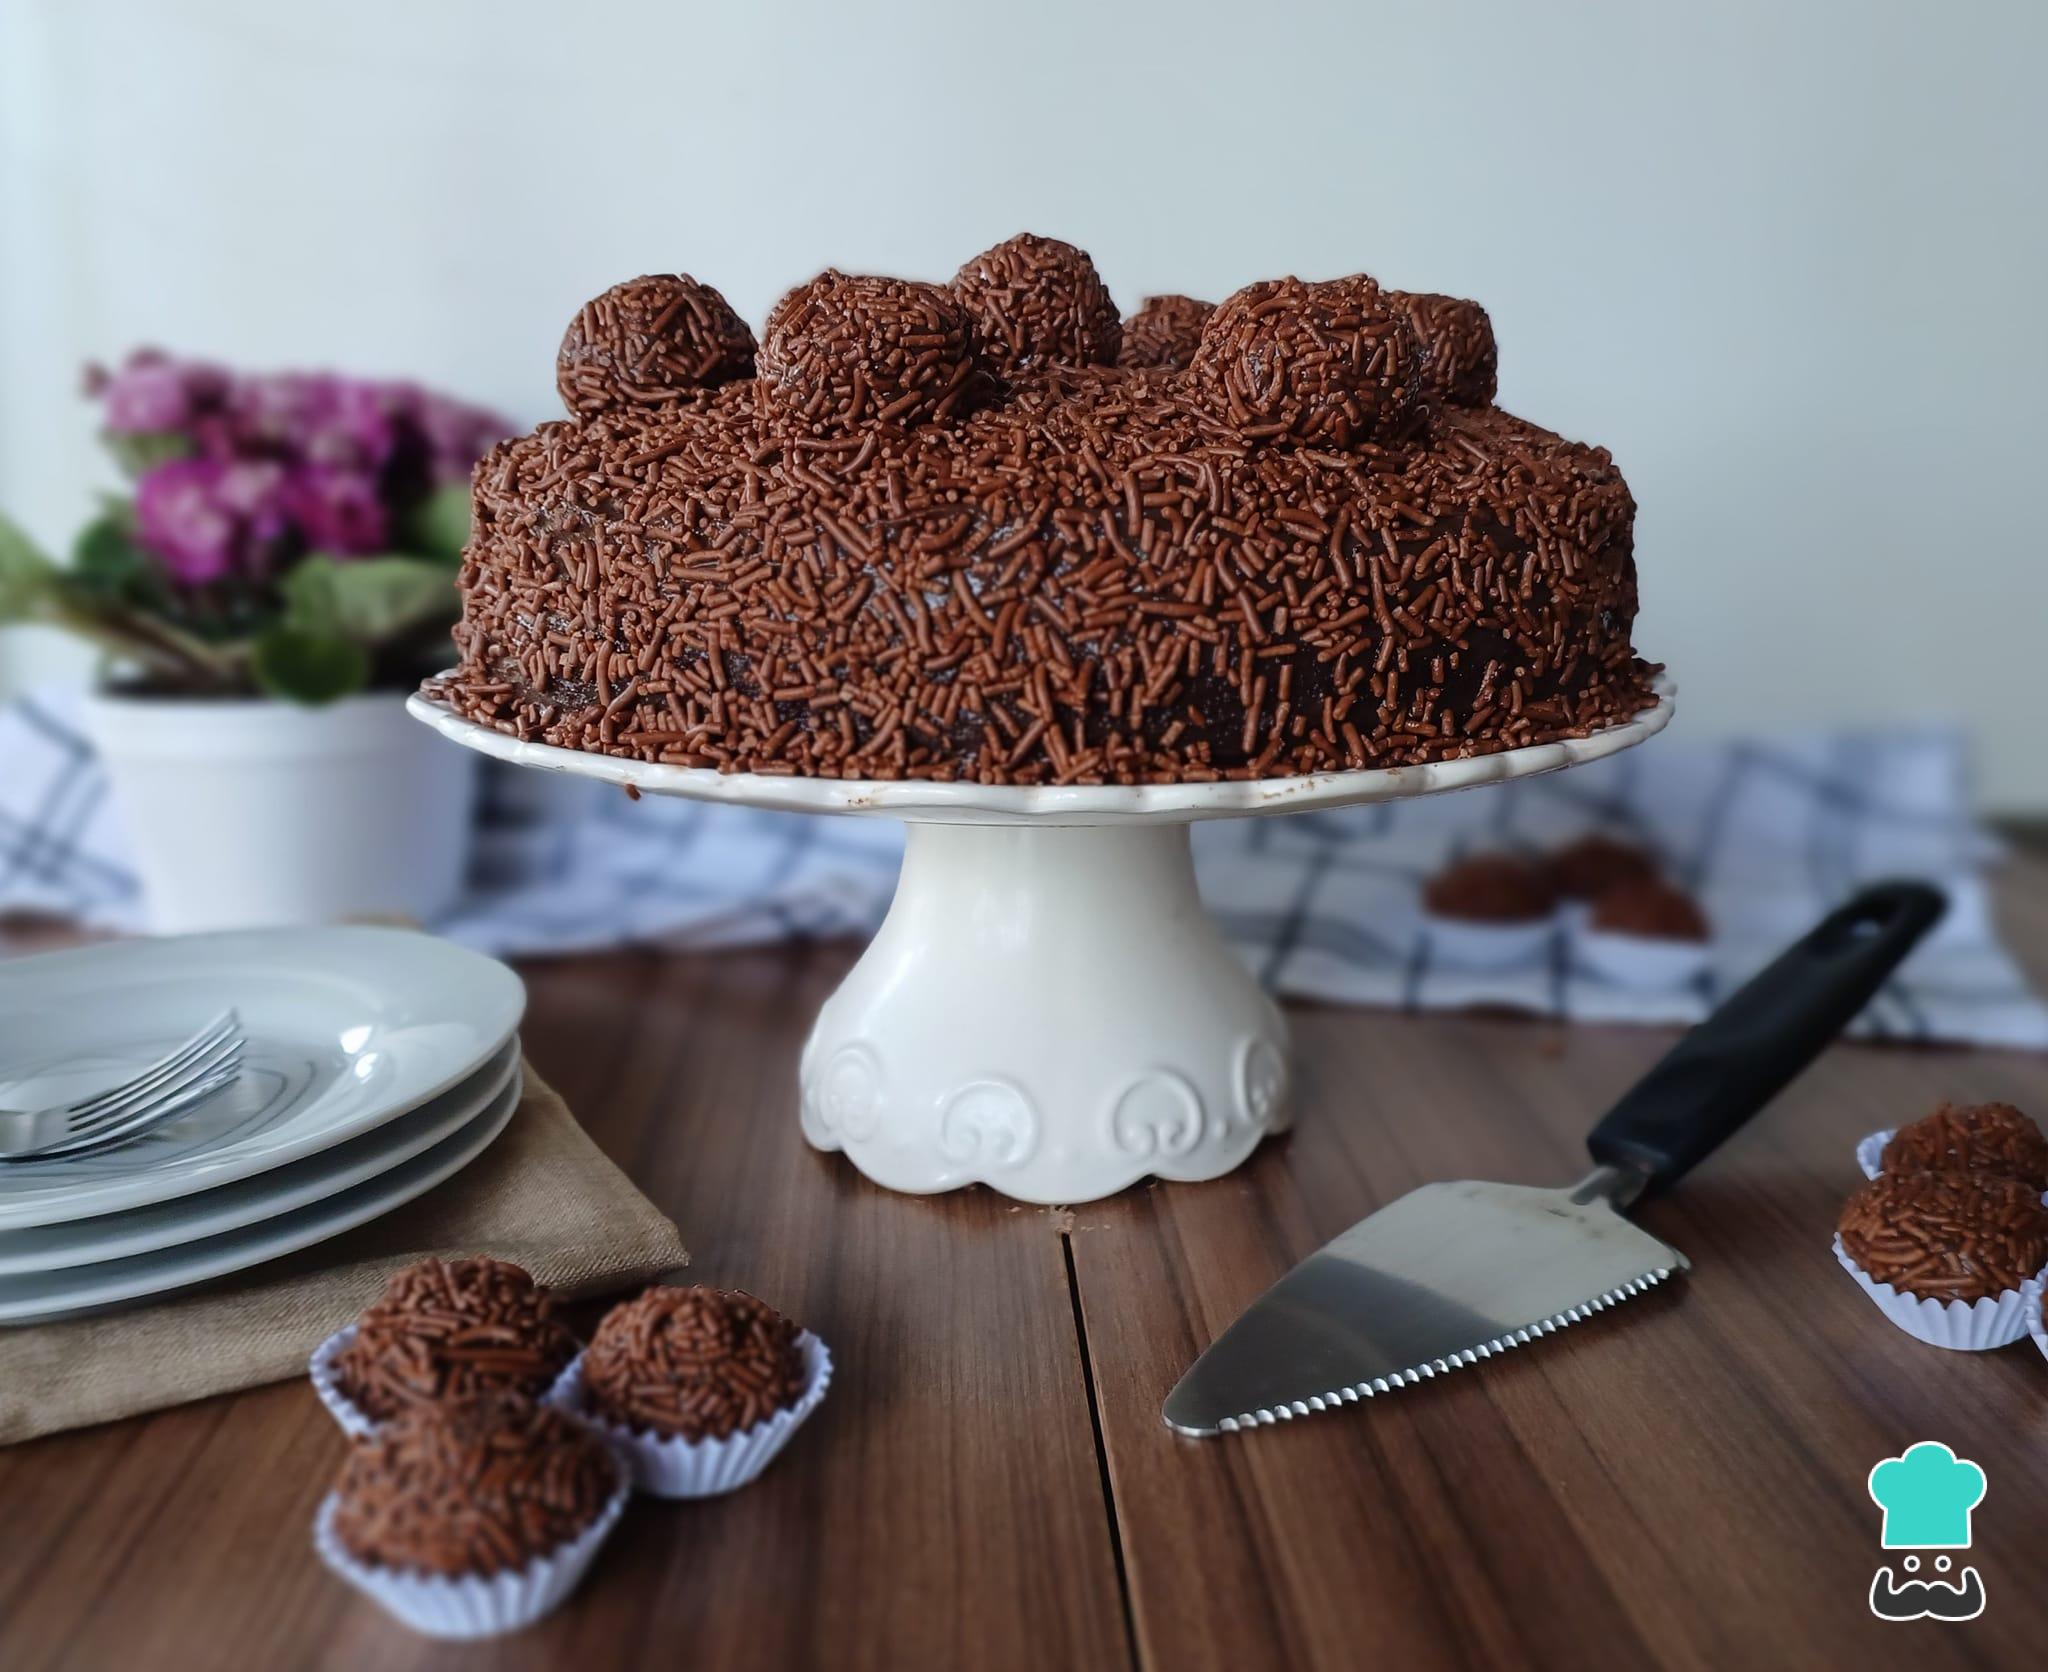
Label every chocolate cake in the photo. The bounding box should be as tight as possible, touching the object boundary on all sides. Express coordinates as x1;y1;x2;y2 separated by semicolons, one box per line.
432;235;1657;784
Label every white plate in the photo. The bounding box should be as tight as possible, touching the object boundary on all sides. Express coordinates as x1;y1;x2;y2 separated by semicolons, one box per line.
0;1038;519;1276
0;1065;522;1324
0;927;523;1231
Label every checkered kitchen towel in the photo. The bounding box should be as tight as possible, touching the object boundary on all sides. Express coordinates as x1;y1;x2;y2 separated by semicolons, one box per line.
3;690;2043;1046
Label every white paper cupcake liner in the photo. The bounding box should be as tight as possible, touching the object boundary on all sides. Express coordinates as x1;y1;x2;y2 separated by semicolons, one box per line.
551;1330;833;1499
1421;913;1557;971
313;1457;629;1639
1573;926;1709;990
1855;1129;1894;1181
2023;1274;2048;1365
309;1323;583;1440
1832;1235;2034;1350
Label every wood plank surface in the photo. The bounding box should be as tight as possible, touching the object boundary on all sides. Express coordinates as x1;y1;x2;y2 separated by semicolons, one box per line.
0;944;1130;1672
1071;855;2048;1672
1;855;2045;1669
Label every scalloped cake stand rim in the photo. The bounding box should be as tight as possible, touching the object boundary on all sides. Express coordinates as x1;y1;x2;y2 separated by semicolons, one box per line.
407;674;1675;827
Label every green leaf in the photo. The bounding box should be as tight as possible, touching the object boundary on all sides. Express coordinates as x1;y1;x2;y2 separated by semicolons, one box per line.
102;431;191;480
284;554;456;646
70;514;155;599
393;482;472;562
0;510;61;622
249;625;370;705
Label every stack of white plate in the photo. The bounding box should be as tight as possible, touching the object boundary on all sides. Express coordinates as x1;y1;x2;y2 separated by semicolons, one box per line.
0;927;525;1325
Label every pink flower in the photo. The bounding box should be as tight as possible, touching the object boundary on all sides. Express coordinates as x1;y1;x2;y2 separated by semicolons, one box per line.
90;350;233;436
134;456;288;584
284;464;389;555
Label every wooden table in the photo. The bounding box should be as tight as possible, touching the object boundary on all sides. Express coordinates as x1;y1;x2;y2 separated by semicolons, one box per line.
4;860;2048;1671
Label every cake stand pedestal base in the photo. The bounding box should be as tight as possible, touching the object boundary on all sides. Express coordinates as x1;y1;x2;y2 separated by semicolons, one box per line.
798;823;1290;1204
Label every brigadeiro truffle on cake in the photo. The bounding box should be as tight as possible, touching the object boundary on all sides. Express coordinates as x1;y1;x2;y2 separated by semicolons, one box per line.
1834;1170;2048;1349
312;1257;581;1437
552;1285;831;1498
313;1395;629;1640
1420;853;1558;970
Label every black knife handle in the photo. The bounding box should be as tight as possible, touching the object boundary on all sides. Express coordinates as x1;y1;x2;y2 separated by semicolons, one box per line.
1585;880;1946;1195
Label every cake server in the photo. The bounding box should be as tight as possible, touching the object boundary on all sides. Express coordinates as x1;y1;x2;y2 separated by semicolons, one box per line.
1163;880;1946;1437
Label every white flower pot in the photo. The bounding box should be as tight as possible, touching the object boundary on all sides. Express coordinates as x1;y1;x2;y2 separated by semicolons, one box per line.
83;689;476;934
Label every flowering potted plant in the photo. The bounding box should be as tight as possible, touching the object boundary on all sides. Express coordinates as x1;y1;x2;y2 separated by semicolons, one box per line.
0;351;512;932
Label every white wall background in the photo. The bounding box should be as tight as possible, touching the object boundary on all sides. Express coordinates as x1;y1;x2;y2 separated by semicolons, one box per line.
3;0;2041;807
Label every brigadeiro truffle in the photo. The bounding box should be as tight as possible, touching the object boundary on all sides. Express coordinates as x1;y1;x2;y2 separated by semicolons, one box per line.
1392;291;1499;409
757;270;979;433
1547;834;1660;904
1589;878;1710;943
556;274;756;415
1117;294;1215;371
1423;854;1557;924
557;1285;831;1498
1835;1171;2048;1349
1191;274;1427;448
315;1396;627;1639
1881;1102;2048;1193
952;232;1122;379
321;1257;579;1432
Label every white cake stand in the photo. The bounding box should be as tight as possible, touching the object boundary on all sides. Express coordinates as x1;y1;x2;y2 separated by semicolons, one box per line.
409;679;1673;1204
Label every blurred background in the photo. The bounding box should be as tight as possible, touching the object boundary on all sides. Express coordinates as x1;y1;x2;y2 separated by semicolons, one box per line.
5;0;2041;811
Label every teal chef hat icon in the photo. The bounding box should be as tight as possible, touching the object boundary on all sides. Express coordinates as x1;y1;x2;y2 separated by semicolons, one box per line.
1868;1442;1986;1549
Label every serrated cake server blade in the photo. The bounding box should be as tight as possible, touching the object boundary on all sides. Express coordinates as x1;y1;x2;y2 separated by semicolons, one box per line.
1165;881;1948;1438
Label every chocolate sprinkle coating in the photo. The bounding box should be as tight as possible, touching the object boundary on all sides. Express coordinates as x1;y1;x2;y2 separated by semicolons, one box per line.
758;270;979;434
1393;291;1499;409
1589;877;1709;942
557;275;756;416
1424;853;1557;924
432;234;1655;785
1189;274;1426;449
335;1257;579;1422
1548;833;1659;902
1117;295;1215;371
582;1285;806;1442
331;1396;617;1579
1838;1170;2048;1301
1882;1102;2048;1192
953;233;1121;379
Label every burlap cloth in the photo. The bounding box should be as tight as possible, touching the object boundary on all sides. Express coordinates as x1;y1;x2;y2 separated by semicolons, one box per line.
0;1062;688;1444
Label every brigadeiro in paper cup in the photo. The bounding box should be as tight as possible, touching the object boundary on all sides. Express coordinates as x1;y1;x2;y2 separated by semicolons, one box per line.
1419;853;1558;971
314;1394;629;1639
309;1257;582;1438
551;1285;832;1499
1833;1171;2048;1351
1857;1102;2048;1191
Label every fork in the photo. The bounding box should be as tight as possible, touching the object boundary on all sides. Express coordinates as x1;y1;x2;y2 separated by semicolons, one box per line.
0;1011;246;1163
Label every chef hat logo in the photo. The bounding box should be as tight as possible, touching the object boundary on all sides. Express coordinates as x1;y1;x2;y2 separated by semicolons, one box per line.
1867;1442;1986;1550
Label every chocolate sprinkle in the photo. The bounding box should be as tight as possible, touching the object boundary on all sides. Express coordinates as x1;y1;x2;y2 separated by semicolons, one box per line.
952;233;1121;380
557;274;756;416
1117;294;1215;372
1423;853;1557;924
1882;1102;2048;1192
1838;1170;2048;1302
581;1285;806;1442
331;1396;617;1579
335;1257;579;1422
430;234;1657;785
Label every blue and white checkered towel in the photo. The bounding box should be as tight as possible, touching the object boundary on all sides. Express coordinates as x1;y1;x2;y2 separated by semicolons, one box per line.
3;689;2042;1046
